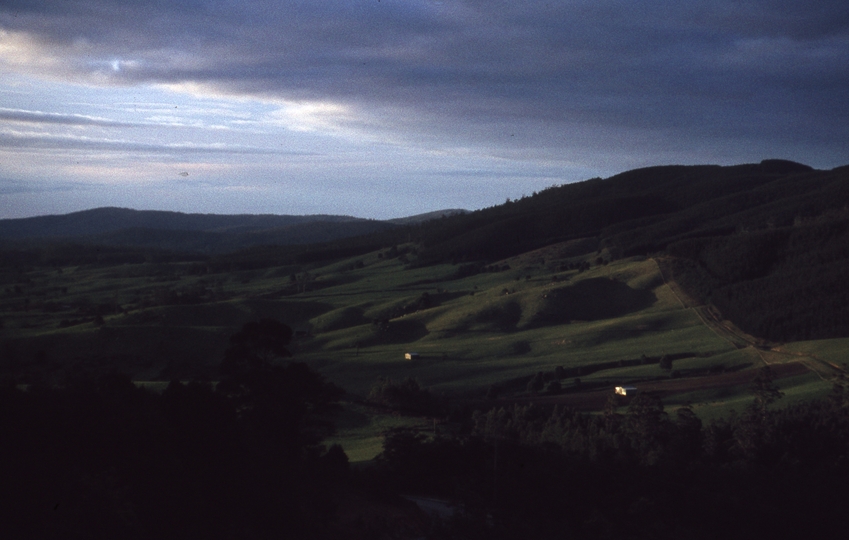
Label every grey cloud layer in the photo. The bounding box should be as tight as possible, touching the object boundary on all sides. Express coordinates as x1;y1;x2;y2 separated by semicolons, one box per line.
0;130;282;155
2;0;848;165
0;108;139;127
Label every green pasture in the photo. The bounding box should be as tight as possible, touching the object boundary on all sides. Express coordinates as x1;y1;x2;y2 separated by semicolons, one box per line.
3;245;841;452
681;371;833;422
294;256;737;397
777;338;849;369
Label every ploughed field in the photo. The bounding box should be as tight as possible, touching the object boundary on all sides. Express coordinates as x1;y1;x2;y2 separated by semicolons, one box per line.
514;360;812;411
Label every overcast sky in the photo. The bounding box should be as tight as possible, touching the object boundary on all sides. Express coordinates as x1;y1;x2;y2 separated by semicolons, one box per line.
1;1;847;219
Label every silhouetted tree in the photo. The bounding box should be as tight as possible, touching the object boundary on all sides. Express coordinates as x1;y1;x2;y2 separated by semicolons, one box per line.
750;365;783;412
368;377;437;414
527;372;545;393
627;393;669;464
218;319;343;457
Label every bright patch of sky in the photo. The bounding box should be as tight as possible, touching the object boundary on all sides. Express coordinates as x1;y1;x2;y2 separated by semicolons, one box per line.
0;70;582;219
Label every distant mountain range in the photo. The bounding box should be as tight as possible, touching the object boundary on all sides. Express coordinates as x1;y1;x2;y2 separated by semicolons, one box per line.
0;207;468;253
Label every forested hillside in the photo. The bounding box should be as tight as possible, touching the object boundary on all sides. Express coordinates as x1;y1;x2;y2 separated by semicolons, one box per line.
389;160;848;342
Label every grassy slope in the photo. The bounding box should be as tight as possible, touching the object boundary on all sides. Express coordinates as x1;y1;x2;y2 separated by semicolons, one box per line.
291;255;722;392
1;242;839;460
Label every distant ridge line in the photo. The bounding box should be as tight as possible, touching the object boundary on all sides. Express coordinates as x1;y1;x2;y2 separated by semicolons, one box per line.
0;206;470;253
387;209;469;225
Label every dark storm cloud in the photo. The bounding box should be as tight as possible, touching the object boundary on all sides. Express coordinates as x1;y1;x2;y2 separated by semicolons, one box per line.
2;0;847;165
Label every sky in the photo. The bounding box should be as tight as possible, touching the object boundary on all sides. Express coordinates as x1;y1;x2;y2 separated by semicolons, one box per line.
1;1;847;220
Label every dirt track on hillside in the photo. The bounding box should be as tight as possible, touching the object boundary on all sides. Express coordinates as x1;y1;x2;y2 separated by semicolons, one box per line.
509;361;810;411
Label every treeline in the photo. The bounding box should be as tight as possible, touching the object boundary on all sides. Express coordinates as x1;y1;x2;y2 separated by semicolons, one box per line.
374;370;849;539
0;241;198;268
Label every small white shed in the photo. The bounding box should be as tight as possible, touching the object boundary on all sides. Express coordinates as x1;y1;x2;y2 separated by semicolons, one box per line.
615;386;638;396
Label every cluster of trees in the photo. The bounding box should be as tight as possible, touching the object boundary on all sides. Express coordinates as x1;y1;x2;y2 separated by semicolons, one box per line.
367;377;440;415
524;369;565;394
375;369;849;538
0;319;352;539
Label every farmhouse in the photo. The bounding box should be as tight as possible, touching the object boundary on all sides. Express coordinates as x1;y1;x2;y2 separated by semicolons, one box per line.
615;386;638;396
405;352;420;360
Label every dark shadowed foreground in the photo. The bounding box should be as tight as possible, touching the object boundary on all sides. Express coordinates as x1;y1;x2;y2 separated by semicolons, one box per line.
4;359;849;538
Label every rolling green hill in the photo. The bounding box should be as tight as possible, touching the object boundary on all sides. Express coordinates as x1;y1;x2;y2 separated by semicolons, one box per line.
1;160;847;421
